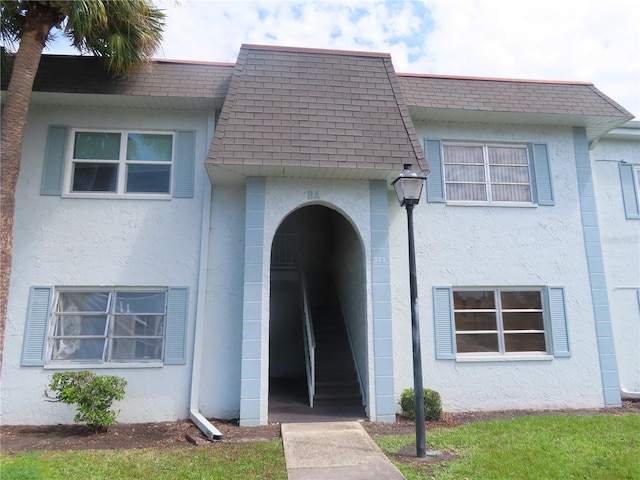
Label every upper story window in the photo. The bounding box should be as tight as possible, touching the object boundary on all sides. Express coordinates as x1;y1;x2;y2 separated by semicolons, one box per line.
41;126;195;199
47;289;167;364
67;130;174;196
424;139;554;206
443;144;532;203
618;163;640;219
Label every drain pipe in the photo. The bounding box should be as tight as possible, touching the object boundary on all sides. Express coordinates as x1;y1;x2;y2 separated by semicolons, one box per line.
188;123;222;440
621;388;640;400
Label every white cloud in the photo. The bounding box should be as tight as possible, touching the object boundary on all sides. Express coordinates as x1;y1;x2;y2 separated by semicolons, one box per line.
44;0;640;117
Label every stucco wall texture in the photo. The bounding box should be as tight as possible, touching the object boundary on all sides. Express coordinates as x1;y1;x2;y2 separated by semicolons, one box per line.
592;136;640;393
390;122;606;411
1;105;211;425
2;109;616;426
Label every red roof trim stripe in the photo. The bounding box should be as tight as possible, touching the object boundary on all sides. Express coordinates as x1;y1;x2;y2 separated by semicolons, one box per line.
240;43;391;58
397;72;593;86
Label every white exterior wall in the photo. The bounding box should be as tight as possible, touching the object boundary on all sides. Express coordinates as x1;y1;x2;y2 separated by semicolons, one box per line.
1;105;211;425
197;177;376;420
389;122;606;411
198;184;246;418
3;105;627;426
592;136;640;393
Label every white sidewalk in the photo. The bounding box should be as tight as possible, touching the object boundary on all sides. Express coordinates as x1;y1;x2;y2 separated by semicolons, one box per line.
281;422;406;480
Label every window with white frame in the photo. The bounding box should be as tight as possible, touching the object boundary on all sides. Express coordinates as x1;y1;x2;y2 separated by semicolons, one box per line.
443;144;533;203
66;130;174;195
47;289;167;363
453;289;547;355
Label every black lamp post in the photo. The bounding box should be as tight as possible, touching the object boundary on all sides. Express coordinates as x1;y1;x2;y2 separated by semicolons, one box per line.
392;163;427;458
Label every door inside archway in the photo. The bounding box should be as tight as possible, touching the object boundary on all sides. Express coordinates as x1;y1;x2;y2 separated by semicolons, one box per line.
269;205;368;422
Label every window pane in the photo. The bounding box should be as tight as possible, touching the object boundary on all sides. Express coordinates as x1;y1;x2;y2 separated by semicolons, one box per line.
503;312;544;330
454;291;495;309
488;147;528;165
54;316;108;336
72;163;118;192
125;164;171;193
489;165;530;183
446;183;487;201
491;184;532;202
113;315;164;336
446;165;485;182
504;333;546;352
111;338;163;360
74;132;120;160
501;291;542;309
51;339;105;361
455;312;497;331
126;134;172;162
58;292;109;313
456;333;499;353
444;146;484;164
114;292;166;313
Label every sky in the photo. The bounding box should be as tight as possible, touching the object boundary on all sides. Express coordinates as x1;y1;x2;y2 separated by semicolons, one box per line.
45;0;640;118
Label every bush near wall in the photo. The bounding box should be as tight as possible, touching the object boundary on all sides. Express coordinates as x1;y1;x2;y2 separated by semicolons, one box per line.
400;388;442;421
44;371;127;432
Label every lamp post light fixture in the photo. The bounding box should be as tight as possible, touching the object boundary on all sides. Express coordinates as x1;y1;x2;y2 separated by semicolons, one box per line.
392;163;427;458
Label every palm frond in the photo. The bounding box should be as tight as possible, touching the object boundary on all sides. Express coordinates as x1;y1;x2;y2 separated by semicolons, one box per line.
0;0;27;50
65;0;165;74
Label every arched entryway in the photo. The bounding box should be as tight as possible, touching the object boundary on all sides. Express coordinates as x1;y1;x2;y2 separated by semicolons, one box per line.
268;205;368;422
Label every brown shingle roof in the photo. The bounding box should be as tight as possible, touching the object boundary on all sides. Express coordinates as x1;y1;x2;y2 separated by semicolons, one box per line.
206;45;427;180
1;55;233;101
398;74;632;117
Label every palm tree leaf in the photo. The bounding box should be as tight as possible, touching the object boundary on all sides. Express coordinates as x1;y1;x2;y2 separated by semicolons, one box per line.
64;0;165;74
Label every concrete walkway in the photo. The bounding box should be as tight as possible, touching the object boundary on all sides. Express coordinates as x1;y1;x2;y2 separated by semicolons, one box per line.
281;422;405;480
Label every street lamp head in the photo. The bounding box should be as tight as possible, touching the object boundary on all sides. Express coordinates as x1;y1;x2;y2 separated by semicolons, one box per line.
392;164;427;207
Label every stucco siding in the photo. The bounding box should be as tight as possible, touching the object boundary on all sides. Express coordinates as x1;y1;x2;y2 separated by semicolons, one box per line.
197;184;247;419
1;105;210;425
388;122;606;412
592;137;640;393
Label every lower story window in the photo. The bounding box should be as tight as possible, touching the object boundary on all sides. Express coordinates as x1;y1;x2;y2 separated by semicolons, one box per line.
453;289;546;354
48;289;167;363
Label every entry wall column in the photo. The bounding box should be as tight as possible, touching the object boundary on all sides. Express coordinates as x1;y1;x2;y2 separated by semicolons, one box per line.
370;181;396;422
240;177;266;426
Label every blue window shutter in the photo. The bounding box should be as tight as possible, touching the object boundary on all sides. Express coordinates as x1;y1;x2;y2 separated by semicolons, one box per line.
425;139;445;203
40;126;69;196
531;143;554;206
433;286;456;359
164;287;189;364
21;286;53;366
618;163;640;219
546;286;571;357
173;130;195;198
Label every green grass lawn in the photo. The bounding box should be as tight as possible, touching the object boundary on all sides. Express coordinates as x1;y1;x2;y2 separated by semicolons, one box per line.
2;415;638;480
376;414;640;480
0;440;287;480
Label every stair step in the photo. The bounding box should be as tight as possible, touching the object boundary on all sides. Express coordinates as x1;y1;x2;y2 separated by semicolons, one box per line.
315;390;361;400
305;272;363;407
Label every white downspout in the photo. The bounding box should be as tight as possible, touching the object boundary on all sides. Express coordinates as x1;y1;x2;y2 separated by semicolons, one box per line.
621;388;640;400
189;113;222;440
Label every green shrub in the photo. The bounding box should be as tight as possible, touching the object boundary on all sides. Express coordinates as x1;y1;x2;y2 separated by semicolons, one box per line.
44;371;127;432
400;387;442;421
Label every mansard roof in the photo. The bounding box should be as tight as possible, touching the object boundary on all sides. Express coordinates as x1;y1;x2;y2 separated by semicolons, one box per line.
398;74;633;140
1;55;233;110
2;45;634;179
205;45;426;183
